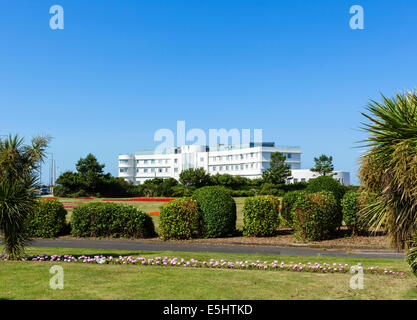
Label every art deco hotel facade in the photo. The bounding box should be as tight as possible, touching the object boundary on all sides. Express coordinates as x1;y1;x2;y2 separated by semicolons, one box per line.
118;142;350;186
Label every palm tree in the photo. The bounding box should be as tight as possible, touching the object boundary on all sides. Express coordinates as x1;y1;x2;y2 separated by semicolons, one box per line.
0;134;50;259
359;91;417;250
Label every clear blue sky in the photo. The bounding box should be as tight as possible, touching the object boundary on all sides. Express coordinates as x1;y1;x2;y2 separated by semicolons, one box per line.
1;0;416;185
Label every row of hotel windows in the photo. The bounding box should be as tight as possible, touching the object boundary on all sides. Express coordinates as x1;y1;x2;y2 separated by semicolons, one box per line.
209;153;293;162
209;163;259;171
120;167;179;174
119;159;178;165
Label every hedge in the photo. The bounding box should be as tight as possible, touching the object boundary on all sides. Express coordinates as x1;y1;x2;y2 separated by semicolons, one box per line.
341;191;368;234
25;199;67;238
281;191;304;228
192;186;236;238
292;191;341;241
158;198;203;240
243;195;280;237
306;175;345;203
70;202;156;238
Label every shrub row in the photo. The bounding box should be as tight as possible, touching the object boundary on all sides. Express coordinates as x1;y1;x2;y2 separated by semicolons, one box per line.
71;202;156;238
25;199;67;238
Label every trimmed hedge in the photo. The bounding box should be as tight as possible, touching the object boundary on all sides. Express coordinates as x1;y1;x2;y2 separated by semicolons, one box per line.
25;199;67;238
159;198;203;240
292;191;341;241
341;191;367;234
281;191;304;228
70;202;156;238
306;175;345;203
192;186;236;238
243;195;280;237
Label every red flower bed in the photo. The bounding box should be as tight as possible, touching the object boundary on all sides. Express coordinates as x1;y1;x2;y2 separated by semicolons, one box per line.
148;212;160;216
42;197;57;200
76;197;94;199
102;198;175;202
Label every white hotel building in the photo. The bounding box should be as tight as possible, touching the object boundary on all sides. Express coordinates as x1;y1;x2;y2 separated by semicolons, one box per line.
118;142;350;186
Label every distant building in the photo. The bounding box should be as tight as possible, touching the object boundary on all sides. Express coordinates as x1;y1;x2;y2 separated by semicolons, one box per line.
118;142;350;185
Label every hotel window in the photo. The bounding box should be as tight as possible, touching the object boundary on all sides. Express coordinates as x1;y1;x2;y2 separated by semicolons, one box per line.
159;168;162;173
213;166;216;171
151;160;155;164
144;168;148;173
119;168;127;173
200;157;204;162
235;165;239;170
144;160;148;164
294;178;298;183
174;168;178;173
174;159;178;164
158;159;162;164
219;166;222;171
166;159;169;164
151;168;155;173
287;153;292;159
119;160;128;164
301;178;306;182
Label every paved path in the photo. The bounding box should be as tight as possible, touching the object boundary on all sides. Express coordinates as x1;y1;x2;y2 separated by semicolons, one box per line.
26;238;405;260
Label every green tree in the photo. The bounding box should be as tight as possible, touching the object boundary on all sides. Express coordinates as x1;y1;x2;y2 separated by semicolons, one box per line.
262;152;291;185
310;154;335;176
179;168;211;188
360;91;417;250
0;134;50;259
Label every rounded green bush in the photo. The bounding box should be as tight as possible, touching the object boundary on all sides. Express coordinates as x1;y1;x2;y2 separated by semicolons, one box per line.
292;191;341;241
192;186;236;238
341;191;367;234
70;202;156;238
159;198;202;240
306;175;345;203
243;195;280;237
281;191;305;228
407;234;417;277
25;199;67;238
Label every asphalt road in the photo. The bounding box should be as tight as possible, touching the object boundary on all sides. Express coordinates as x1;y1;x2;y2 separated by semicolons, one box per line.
24;238;406;259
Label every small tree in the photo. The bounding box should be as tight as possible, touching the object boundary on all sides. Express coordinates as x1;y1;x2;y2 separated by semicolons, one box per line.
179;168;210;188
310;154;335;176
0;134;50;259
262;152;291;185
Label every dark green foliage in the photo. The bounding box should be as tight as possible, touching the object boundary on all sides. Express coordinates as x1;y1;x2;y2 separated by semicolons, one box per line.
192;186;236;238
262;152;291;185
306;175;345;203
55;154;137;198
209;174;251;189
259;183;284;197
229;189;256;197
406;233;417;277
310;154;335;176
25;199;67;238
179;168;211;188
243;195;280;237
70;202;156;238
292;191;341;241
282;182;308;193
341;191;368;235
139;178;178;197
281;191;305;228
171;185;196;197
158;198;202;240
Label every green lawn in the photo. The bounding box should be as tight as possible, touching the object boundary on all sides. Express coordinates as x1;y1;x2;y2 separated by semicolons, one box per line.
1;246;416;300
59;197;247;232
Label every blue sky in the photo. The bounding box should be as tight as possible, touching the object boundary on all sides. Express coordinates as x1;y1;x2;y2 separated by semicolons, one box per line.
1;0;416;185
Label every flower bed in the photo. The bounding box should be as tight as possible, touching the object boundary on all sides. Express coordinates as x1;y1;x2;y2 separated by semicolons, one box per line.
14;254;405;276
76;197;94;199
148;212;160;216
102;198;175;202
42;197;57;200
